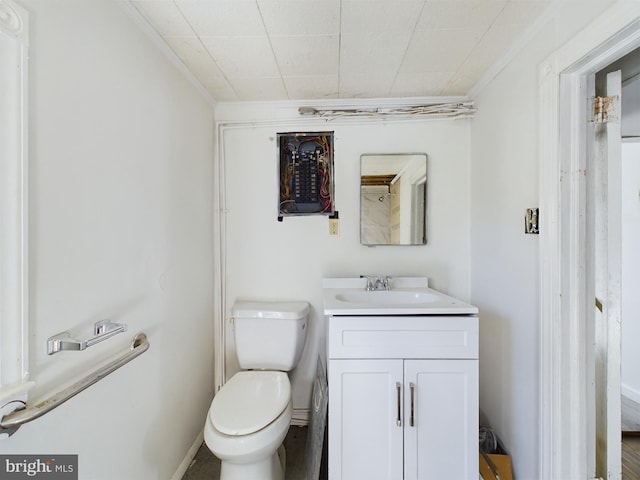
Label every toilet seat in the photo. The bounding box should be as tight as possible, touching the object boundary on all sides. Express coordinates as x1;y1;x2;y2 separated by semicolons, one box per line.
210;371;291;436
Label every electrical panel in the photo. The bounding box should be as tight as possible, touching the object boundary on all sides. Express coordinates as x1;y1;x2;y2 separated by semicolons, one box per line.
278;131;334;218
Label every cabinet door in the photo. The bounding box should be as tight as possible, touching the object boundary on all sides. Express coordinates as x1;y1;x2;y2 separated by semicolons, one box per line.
328;359;404;480
404;359;478;480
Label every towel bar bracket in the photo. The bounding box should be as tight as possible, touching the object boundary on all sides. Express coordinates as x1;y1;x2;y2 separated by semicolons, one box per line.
47;320;127;355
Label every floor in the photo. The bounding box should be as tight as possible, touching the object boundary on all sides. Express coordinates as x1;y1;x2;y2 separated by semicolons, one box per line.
623;395;640;480
181;427;323;480
624;395;640;432
182;405;640;480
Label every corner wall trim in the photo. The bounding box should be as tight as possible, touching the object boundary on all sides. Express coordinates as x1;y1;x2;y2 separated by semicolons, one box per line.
0;0;29;404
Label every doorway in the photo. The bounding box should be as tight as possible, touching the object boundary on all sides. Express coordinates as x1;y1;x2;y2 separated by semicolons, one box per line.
538;10;640;479
620;135;640;479
591;46;640;480
594;48;640;479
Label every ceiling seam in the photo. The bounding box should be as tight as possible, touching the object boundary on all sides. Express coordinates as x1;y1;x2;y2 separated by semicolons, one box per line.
467;0;566;99
119;0;216;106
255;0;290;99
389;0;429;97
172;0;241;101
445;0;511;96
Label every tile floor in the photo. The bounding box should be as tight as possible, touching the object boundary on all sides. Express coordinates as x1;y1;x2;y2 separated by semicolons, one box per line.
181;426;321;480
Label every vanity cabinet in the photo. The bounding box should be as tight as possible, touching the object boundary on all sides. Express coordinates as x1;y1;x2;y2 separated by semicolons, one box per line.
327;315;478;480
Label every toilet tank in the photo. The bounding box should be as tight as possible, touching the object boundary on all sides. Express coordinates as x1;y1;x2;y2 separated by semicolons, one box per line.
232;301;309;370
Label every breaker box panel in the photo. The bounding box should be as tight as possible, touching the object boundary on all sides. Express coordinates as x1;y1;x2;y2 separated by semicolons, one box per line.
278;131;334;218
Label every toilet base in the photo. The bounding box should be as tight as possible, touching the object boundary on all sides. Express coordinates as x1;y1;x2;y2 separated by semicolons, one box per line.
219;444;286;480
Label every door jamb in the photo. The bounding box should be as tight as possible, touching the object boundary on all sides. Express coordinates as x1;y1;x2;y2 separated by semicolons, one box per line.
539;7;640;478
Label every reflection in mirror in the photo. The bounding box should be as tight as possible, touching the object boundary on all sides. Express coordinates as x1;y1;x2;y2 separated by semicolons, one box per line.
360;153;427;246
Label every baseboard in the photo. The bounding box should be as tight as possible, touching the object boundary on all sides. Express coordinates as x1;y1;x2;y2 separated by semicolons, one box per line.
622;383;640;404
171;430;205;480
292;407;309;426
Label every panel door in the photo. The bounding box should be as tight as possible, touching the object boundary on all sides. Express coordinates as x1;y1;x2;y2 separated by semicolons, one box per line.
328;359;404;480
404;359;479;480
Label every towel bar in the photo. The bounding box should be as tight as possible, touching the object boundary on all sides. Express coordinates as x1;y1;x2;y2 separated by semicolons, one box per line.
0;333;149;437
47;319;127;355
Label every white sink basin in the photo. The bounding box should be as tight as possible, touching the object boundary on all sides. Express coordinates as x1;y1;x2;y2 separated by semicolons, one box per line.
335;290;440;305
323;277;479;315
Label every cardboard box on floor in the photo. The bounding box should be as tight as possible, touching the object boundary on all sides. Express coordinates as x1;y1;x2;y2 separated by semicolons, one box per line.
479;452;513;480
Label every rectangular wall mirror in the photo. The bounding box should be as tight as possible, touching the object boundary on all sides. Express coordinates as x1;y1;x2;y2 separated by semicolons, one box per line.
360;153;427;246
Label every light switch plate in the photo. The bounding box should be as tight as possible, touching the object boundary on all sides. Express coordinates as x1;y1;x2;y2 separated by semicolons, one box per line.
525;208;539;234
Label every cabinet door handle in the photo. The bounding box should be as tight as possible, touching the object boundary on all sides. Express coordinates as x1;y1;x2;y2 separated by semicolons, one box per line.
409;382;415;427
396;382;402;427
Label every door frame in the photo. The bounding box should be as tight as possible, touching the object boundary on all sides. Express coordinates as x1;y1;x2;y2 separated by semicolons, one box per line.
539;5;640;478
0;0;30;407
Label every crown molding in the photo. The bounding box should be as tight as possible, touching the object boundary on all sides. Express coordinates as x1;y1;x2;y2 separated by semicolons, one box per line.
115;0;216;108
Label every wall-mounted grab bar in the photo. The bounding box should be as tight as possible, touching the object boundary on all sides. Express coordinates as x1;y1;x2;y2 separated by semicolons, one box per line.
47;320;127;355
1;333;149;437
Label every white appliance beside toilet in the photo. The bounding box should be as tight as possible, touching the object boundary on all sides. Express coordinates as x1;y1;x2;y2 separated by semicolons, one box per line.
204;300;309;480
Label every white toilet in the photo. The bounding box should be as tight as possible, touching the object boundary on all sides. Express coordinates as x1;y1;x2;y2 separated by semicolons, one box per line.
204;300;309;480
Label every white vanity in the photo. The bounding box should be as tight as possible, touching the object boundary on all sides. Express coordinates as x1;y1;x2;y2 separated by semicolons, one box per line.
323;277;479;480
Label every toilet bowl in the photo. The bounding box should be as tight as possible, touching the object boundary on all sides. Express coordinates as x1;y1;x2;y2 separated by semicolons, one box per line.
204;301;309;480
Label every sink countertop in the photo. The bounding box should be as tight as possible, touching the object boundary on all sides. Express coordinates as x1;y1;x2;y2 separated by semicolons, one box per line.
322;276;429;290
323;277;478;316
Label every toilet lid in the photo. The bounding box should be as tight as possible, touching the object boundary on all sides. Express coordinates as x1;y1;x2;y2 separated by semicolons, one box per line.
210;371;291;436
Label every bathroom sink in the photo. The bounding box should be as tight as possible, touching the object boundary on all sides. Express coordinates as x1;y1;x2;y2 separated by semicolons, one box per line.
323;277;479;315
335;290;440;305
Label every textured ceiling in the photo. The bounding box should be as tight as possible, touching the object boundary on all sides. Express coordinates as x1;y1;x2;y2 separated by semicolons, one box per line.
128;0;551;102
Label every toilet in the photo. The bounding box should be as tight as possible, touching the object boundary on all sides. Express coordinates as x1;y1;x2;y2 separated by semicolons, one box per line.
204;300;309;480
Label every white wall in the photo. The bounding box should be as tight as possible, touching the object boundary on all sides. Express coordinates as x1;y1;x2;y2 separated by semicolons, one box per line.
216;106;472;417
621;141;640;402
1;2;216;479
620;62;640;401
620;57;640;403
470;1;616;478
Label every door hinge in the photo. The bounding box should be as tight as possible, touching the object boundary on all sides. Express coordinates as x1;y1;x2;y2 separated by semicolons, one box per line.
590;95;619;124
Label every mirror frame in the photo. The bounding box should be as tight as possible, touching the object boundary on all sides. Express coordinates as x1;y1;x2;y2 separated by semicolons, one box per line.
360;153;427;246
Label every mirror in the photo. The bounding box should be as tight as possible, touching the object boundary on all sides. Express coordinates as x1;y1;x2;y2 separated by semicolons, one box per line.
360;153;427;246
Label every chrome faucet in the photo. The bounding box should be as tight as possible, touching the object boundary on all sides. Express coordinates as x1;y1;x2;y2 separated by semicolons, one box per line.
364;275;392;291
365;276;375;291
